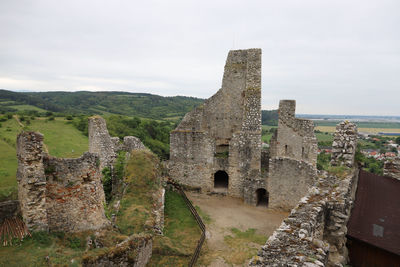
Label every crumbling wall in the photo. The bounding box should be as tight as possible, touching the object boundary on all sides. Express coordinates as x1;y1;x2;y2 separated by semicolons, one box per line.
270;100;318;167
250;169;358;267
331;121;358;168
169;49;263;199
17;132;49;231
383;158;400;180
16;131;110;233
268;158;317;210
44;153;110;232
88;116;117;170
82;234;153;267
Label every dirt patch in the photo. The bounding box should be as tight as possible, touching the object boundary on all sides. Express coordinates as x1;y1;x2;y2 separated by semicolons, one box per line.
186;192;289;266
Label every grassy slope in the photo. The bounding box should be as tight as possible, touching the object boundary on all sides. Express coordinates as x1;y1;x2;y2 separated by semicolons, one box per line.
0;117;88;201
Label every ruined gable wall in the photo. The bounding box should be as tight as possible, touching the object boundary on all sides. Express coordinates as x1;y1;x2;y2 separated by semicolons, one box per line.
169;49;262;198
331;121;358;168
268;158;317;210
44;153;110;232
250;169;358;267
270;100;318;167
16;131;110;233
16;132;49;231
88;116;116;170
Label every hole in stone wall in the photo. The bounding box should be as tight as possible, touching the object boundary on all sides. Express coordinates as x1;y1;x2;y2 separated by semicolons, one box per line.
302;147;305;158
285;145;288;155
256;188;268;207
214;171;229;189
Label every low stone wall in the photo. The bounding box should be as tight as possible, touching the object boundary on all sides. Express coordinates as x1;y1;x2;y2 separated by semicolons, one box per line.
17;131;110;233
268;157;317;210
0;200;20;224
250;169;358;267
331;122;358;168
44;153;110;232
383;158;400;180
82;234;153;267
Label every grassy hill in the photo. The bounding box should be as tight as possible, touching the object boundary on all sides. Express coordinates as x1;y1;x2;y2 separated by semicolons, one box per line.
0;116;88;201
0;89;204;120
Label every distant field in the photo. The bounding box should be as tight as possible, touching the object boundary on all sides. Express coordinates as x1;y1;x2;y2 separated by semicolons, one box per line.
316;126;400;135
0;116;88;200
8;104;47;112
314;121;400;129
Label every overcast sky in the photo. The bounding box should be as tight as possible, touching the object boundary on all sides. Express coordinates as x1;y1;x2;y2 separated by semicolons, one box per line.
0;0;399;115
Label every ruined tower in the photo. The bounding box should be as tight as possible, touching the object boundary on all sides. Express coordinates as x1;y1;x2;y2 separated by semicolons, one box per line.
270;100;318;166
168;49;263;200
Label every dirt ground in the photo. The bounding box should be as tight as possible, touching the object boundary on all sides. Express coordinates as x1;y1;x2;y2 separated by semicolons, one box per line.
186;192;289;267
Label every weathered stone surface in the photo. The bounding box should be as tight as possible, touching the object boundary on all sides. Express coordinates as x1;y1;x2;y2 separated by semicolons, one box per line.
44;153;110;232
330;121;358;168
88;116;117;170
383;158;400;180
123;136;147;152
16;132;49;231
82;234;153;267
268;157;318;210
16;131;110;233
169;49;264;203
249;170;359;267
270;100;318;167
0;200;20;224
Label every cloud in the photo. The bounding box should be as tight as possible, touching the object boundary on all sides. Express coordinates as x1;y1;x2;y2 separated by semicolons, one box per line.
0;0;399;115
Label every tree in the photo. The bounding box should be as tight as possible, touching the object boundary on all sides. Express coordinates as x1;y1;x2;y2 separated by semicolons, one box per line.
396;136;400;145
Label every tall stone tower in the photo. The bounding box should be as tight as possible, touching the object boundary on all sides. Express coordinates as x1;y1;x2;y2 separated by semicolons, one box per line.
168;49;263;201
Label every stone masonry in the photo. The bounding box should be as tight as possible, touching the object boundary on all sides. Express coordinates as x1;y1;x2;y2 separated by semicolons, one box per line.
89;116;148;170
383;157;400;180
250;169;359;267
17;131;110;232
270;100;318;167
331;121;358;168
268;158;317;210
267;100;318;210
168;49;263;202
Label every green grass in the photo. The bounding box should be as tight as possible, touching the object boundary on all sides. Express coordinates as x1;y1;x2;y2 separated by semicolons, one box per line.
315;132;333;142
148;190;201;267
0;231;89;267
221;228;268;265
7;105;47;112
116;150;161;235
0;116;89;201
26;118;88;158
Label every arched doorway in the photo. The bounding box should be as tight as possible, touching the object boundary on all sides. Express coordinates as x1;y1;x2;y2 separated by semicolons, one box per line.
256;188;268;207
214;171;229;189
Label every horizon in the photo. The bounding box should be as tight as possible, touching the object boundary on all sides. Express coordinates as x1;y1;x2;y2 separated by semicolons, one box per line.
2;88;400;118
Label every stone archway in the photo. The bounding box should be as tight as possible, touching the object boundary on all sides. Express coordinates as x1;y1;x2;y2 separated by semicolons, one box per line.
256;188;268;207
214;171;229;189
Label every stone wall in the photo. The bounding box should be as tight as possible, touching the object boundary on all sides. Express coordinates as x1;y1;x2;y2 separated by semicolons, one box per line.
250;169;359;267
268;158;318;210
16;131;110;232
270;100;318;167
169;48;263;201
88;116;117;170
44;153;110;232
88;116;148;170
383;158;400;180
331;121;358;168
82;234;153;267
16;132;49;231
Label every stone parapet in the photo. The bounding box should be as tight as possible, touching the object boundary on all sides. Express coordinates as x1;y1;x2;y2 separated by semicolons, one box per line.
331;121;358;168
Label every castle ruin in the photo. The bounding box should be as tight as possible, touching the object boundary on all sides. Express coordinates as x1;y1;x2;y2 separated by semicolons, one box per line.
168;49;263;203
17;132;110;232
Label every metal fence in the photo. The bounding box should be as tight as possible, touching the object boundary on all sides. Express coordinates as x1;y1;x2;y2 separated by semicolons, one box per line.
167;179;206;267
